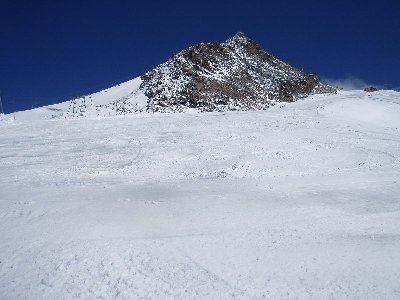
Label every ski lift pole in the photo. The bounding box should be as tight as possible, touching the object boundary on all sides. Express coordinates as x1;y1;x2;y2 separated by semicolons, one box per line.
0;91;4;114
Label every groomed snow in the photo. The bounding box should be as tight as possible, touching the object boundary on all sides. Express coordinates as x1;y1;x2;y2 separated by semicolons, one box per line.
1;90;400;299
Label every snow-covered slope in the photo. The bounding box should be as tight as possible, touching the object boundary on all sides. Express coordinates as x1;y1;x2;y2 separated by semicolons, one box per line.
12;77;147;120
1;90;400;299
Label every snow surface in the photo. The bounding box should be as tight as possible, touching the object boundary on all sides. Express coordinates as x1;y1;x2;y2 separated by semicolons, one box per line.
1;90;400;299
11;77;147;120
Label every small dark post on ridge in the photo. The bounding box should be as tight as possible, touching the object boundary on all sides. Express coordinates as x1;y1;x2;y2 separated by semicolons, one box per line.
0;90;4;114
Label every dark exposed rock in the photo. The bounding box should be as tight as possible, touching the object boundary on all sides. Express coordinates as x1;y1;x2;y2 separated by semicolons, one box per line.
364;86;378;92
141;32;335;112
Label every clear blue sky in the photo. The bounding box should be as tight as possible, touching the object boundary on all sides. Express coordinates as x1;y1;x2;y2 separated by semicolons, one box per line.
1;0;399;113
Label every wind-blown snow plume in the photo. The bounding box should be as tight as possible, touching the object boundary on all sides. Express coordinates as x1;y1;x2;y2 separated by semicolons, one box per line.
322;76;377;90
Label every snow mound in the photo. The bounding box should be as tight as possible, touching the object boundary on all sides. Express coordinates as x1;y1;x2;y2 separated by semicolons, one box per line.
322;90;400;128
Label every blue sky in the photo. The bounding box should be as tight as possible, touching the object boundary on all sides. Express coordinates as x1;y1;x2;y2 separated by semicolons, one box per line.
1;0;399;113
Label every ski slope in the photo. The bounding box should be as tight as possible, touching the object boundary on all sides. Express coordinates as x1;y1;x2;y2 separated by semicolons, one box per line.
1;90;400;299
9;77;147;121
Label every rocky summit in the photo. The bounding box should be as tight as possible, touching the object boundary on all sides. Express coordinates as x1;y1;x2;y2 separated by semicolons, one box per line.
141;32;335;112
9;32;336;120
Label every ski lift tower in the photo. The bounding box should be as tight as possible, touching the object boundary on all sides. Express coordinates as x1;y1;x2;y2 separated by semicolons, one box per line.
0;90;4;114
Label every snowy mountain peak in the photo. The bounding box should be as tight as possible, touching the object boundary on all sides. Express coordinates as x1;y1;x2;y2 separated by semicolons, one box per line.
141;32;335;112
226;31;255;45
9;32;336;119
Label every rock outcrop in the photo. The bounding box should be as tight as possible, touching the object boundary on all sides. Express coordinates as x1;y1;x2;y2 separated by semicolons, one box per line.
141;32;335;112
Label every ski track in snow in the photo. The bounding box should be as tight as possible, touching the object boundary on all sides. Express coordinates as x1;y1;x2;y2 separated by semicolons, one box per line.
1;90;400;299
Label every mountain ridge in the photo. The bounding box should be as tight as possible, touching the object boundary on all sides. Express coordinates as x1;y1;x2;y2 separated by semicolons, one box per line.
7;32;336;119
141;32;335;112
